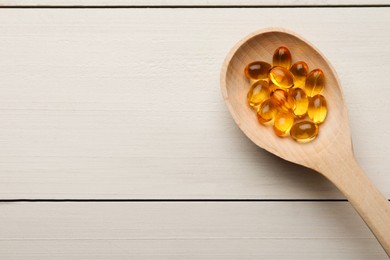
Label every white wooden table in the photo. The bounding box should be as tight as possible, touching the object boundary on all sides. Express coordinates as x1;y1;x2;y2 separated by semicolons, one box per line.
0;1;389;259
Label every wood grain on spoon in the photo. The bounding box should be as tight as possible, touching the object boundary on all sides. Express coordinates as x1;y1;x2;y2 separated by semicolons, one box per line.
220;28;390;256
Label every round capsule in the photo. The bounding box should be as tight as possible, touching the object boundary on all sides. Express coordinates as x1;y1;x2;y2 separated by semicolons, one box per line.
273;111;294;137
244;61;272;80
270;89;293;112
268;81;278;93
308;94;327;124
247;80;270;108
273;46;292;69
269;66;294;89
305;69;324;97
290;121;319;143
257;99;277;124
290;61;308;87
288;88;309;118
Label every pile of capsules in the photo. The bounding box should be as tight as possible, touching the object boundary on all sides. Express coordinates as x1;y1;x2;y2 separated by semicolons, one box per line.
245;46;327;143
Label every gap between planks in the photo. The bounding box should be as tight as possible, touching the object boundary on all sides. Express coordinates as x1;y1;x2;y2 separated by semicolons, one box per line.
0;199;352;202
0;5;390;8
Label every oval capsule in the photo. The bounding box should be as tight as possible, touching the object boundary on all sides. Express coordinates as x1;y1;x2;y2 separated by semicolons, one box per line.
268;81;278;93
273;46;292;69
305;69;324;96
288;88;309;118
290;121;319;143
290;61;308;87
247;80;270;108
273;111;294;137
308;94;327;124
257;99;277;124
269;66;294;89
270;89;293;112
244;61;272;80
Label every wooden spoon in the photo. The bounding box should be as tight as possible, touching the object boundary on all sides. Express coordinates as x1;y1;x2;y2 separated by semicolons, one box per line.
220;28;390;256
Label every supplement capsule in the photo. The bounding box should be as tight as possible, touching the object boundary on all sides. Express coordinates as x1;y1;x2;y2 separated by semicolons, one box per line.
247;80;270;108
308;94;327;124
268;81;278;93
305;69;324;97
269;66;294;89
245;61;272;80
270;89;293;112
288;88;309;118
273;111;294;137
273;46;292;69
257;99;277;124
290;121;319;143
290;61;308;87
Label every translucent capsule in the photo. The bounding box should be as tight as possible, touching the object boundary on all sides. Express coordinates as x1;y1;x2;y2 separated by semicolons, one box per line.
305;69;324;97
273;111;294;137
270;89;293;112
257;99;277;124
308;94;327;124
269;66;294;89
244;61;272;80
288;88;309;118
268;81;278;93
247;80;270;108
290;121;319;143
273;46;292;69
290;61;308;87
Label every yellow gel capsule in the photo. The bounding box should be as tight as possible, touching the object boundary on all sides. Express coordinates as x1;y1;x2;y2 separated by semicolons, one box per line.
273;111;294;137
257;99;277;124
305;69;324;97
270;89;293;112
290;121;319;143
245;61;272;80
308;94;327;124
268;81;278;93
247;80;270;108
269;66;294;89
288;88;309;118
273;46;292;69
290;61;308;87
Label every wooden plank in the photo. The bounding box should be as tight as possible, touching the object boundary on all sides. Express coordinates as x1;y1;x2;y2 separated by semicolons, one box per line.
0;8;389;199
0;202;387;259
0;0;389;7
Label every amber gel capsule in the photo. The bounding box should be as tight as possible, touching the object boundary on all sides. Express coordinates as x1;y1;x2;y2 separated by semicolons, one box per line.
273;111;294;137
290;121;319;143
270;89;293;112
305;69;324;97
245;61;272;80
268;81;278;93
257;99;277;124
273;46;292;69
269;66;294;89
288;88;309;118
247;80;270;108
290;61;308;87
308;94;327;124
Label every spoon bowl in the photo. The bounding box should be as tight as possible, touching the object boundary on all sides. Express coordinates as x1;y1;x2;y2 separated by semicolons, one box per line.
221;28;348;167
220;28;390;256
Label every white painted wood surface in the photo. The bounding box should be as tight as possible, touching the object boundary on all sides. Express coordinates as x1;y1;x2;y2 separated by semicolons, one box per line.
0;202;388;259
1;0;389;6
0;5;389;259
0;8;389;199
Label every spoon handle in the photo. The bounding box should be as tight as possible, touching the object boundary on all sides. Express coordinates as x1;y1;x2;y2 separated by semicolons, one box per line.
319;153;390;257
